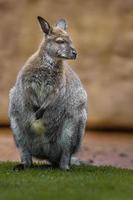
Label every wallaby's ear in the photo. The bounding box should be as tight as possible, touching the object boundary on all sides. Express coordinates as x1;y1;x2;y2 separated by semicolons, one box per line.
37;16;51;35
56;18;67;30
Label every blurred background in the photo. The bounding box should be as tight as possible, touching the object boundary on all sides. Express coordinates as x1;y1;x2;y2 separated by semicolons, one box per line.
0;0;133;169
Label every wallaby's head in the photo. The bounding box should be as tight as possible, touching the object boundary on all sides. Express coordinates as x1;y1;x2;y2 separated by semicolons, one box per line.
37;16;77;60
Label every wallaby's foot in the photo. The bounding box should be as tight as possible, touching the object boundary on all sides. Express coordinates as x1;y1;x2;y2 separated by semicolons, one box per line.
13;164;25;171
59;163;70;171
70;157;81;166
13;163;33;171
71;157;94;166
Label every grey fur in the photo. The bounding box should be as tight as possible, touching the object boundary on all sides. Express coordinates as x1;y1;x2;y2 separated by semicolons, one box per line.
8;17;87;170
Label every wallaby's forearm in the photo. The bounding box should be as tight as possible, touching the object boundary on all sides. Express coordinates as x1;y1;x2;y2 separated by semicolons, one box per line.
35;89;59;119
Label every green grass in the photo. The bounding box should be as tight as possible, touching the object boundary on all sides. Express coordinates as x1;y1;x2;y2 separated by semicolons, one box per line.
0;162;132;200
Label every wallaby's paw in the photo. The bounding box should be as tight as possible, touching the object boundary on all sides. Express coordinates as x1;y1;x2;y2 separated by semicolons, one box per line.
13;164;25;171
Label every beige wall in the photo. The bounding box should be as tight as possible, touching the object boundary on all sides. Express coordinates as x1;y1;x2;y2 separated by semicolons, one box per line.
1;0;133;128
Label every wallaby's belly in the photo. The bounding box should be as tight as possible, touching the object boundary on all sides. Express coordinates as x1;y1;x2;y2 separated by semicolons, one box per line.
30;136;61;163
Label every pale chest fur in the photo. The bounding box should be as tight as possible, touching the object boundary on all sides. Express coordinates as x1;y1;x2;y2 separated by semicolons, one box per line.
21;64;65;104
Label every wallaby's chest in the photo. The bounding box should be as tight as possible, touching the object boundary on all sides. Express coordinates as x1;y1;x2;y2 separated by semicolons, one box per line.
23;66;63;98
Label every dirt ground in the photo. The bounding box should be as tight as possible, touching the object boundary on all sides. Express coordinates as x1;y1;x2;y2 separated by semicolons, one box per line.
0;128;133;169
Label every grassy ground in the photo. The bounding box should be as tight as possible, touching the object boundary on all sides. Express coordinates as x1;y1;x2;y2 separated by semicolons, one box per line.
0;162;132;200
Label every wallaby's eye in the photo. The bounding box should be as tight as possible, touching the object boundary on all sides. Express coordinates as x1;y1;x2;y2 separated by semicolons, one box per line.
56;38;65;44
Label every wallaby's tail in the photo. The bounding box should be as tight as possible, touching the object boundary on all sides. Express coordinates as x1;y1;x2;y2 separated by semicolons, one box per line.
71;157;94;166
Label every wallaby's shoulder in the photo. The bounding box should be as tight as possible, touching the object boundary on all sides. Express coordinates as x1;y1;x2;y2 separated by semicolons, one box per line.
17;51;45;87
64;63;82;87
64;63;87;103
21;51;41;77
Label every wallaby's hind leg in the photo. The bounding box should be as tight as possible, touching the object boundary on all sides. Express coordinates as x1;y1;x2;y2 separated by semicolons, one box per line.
67;109;87;169
59;110;87;171
59;111;86;170
10;117;32;171
59;118;77;170
72;111;87;154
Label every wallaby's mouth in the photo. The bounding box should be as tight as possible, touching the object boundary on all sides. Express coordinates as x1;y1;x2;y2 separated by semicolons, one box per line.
59;54;77;60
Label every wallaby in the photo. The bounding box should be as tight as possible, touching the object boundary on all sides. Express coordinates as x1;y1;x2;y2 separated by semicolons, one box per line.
9;16;87;171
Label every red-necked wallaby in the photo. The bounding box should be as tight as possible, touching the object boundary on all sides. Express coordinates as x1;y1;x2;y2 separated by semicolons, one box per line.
9;16;87;171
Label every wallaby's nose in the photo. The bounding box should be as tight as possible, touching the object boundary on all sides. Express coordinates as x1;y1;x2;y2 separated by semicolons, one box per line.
71;48;77;59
